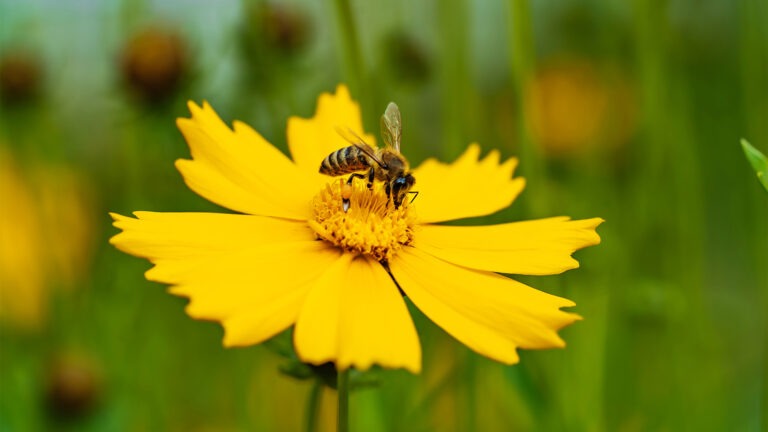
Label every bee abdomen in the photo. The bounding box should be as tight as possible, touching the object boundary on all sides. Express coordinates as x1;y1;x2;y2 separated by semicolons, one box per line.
319;146;370;176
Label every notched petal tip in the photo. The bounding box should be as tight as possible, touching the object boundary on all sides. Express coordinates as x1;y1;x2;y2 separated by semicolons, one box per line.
178;100;210;125
333;83;350;98
590;218;605;244
459;143;481;162
541;311;582;349
413;144;527;223
173;99;317;218
331;83;351;98
175;116;194;132
416;214;600;275
108;212;127;223
500;154;520;173
108;212;135;246
185;99;200;111
222;327;246;348
181;100;197;116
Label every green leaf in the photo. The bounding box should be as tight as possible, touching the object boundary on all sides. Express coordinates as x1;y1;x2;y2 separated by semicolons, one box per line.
741;139;768;192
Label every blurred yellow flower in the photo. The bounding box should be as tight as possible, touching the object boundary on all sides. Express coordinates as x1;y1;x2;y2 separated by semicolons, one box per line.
111;85;602;373
0;151;44;327
525;58;636;156
0;151;94;330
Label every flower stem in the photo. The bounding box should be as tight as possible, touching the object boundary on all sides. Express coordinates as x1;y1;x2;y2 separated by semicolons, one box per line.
337;368;350;432
437;0;470;159
331;0;367;111
305;379;323;432
507;0;544;212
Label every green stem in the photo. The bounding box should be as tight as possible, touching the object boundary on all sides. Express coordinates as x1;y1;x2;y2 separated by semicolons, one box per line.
305;379;323;432
507;0;544;212
337;368;350;432
437;0;469;159
332;0;371;122
508;0;534;102
739;0;768;428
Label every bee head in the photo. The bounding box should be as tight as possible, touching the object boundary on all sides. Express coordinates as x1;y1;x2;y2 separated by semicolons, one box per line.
391;173;415;207
394;173;415;190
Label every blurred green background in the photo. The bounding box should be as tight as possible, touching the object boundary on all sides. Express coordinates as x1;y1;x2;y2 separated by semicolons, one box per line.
1;0;766;430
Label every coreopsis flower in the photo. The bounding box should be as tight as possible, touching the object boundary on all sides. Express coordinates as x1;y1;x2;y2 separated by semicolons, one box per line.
0;150;45;328
525;58;636;157
110;85;602;373
0;150;94;330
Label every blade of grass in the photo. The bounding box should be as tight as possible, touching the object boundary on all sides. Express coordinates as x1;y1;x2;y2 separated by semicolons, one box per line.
740;139;768;191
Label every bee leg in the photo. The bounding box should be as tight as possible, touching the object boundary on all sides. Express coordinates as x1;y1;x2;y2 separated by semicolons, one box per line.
393;193;403;209
343;173;367;212
385;182;393;206
366;167;375;189
346;173;366;185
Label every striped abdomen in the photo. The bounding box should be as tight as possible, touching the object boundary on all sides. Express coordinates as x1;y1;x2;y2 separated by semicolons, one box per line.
319;146;371;176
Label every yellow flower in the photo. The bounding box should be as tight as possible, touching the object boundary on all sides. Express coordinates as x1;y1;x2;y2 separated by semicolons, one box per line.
110;85;602;373
525;58;636;156
0;151;44;328
0;150;94;330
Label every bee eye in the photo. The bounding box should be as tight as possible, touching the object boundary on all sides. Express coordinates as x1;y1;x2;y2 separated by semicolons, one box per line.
392;175;414;194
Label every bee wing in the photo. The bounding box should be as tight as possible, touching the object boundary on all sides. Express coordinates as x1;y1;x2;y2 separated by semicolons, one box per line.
335;126;388;168
380;102;402;153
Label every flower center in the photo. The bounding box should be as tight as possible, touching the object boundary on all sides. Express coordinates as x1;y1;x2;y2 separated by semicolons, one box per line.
309;179;416;262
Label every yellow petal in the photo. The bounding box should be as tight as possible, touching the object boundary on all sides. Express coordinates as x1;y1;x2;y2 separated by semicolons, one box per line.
415;217;603;275
286;84;376;184
195;245;342;347
294;255;421;373
411;144;526;223
390;247;580;365
110;211;315;264
110;211;341;346
176;101;317;219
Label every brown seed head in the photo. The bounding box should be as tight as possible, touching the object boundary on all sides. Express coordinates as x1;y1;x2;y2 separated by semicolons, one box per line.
121;28;188;103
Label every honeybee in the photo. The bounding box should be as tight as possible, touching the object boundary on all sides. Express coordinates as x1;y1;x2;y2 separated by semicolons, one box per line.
319;102;416;212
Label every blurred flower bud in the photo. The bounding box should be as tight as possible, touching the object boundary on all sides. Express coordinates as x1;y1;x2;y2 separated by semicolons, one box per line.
0;49;42;105
44;353;102;420
381;31;431;84
241;2;311;56
121;28;188;104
